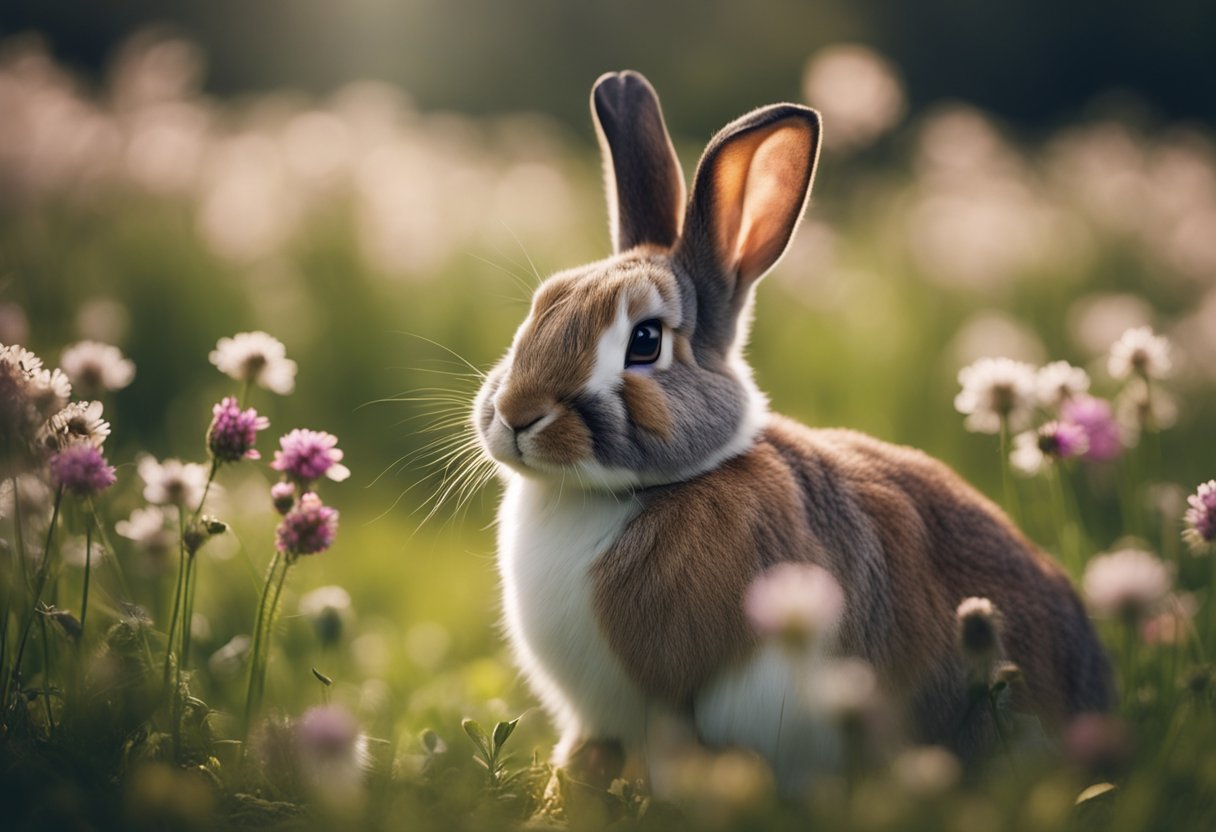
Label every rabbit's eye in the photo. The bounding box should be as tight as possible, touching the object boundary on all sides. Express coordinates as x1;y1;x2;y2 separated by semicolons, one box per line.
626;319;662;367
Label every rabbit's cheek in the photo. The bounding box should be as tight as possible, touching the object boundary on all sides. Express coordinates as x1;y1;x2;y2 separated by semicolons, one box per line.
620;373;672;440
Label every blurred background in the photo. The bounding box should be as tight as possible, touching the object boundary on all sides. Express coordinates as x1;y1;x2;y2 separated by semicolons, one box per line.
2;0;1215;748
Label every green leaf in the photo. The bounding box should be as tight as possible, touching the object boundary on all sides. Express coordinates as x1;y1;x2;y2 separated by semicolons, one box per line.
462;718;490;759
311;667;334;687
492;717;520;753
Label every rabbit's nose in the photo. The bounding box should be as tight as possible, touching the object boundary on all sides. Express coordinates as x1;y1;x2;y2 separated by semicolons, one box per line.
498;410;547;435
493;390;552;436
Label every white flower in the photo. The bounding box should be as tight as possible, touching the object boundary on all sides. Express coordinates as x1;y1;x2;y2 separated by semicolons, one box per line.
209;634;252;680
811;657;879;719
42;400;111;450
1115;376;1177;434
59;341;135;395
743;562;845;649
0;343;43;375
1108;326;1171;381
1082;549;1171;620
299;585;353;619
300;585;354;645
1035;360;1089;409
1009;431;1045;476
24;368;72;418
115;506;175;555
953;357;1037;434
209;331;297;395
137;455;209;508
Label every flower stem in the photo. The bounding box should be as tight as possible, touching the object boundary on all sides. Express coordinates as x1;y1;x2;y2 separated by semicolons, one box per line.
8;486;63;702
243;550;283;736
80;520;92;639
162;511;187;691
192;459;220;523
999;421;1022;526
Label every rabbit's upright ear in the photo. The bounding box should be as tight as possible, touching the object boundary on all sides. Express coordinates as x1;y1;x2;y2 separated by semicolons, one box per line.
675;105;821;309
592;71;687;253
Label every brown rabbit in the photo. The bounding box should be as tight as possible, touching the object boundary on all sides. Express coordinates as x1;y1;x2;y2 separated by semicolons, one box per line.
472;70;1111;790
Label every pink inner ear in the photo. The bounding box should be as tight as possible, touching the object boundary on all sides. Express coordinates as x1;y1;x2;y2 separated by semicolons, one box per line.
711;121;815;288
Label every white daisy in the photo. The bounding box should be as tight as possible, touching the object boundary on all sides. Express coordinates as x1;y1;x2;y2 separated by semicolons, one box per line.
1035;360;1090;409
115;506;175;555
1082;549;1171;620
209;331;297;395
24;368;72;418
1009;431;1045;476
1108;326;1171;381
42;400;111;450
0;343;44;375
299;585;353;620
59;341;136;396
953;357;1037;434
137;455;209;508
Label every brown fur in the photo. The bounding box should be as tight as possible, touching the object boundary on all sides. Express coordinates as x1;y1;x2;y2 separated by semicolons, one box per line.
620;373;673;439
591;415;1111;745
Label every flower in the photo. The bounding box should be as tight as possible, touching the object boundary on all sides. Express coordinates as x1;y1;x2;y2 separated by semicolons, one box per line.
49;444;116;496
25;368;72;418
208;331;297;395
275;492;339;557
811;657;879;721
271;429;350;484
59;341;135;397
1060;395;1125;462
208;634;252;680
1108;326;1171;380
1184;480;1216;555
137;455;209;508
1082;549;1171;621
116;506;175;556
1035;360;1090;409
1116;377;1177;434
1;343;43;374
41;400;111;451
299;585;353;646
271;481;296;515
1009;421;1089;475
743;562;845;650
953;357;1037;434
207;396;270;462
294;705;369;809
955;597;1003;688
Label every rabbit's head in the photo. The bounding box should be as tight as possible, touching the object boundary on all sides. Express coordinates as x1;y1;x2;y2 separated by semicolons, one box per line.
475;71;821;489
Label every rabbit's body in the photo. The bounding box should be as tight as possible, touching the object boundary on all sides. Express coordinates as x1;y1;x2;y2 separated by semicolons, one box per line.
474;70;1111;789
498;413;1109;781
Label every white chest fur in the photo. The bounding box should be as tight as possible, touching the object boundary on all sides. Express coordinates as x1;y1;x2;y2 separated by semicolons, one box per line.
496;476;652;758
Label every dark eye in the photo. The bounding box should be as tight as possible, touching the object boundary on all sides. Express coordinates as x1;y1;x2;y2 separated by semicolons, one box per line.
626;319;663;367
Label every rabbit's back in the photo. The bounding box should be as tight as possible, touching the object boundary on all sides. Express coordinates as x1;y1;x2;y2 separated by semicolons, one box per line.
759;417;1113;733
592;415;1111;747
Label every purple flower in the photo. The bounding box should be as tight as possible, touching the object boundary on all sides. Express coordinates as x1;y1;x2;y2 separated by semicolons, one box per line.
275;492;338;557
50;444;116;496
1184;480;1216;555
1061;395;1124;463
270;429;351;485
271;481;296;515
207;396;270;463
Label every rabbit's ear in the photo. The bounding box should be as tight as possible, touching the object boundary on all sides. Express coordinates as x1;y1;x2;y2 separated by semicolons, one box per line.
592;71;687;253
676;105;821;302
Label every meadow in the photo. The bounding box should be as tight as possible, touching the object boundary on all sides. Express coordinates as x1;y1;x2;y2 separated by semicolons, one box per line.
3;32;1216;831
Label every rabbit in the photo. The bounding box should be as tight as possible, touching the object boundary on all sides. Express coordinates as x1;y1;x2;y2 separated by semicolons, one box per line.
472;70;1112;791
